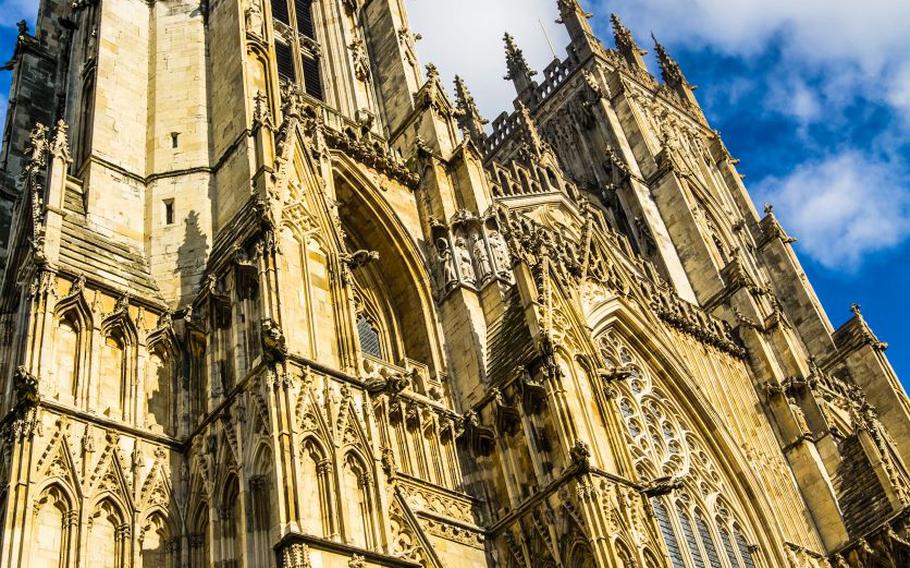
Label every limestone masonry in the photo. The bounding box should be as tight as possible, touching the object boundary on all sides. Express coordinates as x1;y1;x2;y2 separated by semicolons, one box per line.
0;0;907;566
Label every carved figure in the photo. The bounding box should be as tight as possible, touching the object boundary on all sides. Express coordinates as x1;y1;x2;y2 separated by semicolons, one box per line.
454;237;475;283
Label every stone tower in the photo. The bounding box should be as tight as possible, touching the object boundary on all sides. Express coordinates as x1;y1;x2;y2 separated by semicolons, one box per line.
0;0;907;566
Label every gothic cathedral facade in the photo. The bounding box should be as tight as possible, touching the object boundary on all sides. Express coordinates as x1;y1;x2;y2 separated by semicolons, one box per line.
0;0;907;567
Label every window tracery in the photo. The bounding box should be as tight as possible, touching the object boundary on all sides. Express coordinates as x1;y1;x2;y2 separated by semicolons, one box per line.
600;331;762;568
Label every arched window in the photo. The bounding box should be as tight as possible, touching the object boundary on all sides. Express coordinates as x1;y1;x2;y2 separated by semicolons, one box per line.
220;477;243;568
734;526;757;568
342;453;373;549
141;513;171;568
604;331;766;568
250;447;276;566
651;498;684;568
32;485;73;567
695;509;721;568
679;509;707;568
87;499;126;568
190;504;210;568
99;329;126;419
146;344;173;435
356;313;382;359
300;439;331;537
53;316;79;404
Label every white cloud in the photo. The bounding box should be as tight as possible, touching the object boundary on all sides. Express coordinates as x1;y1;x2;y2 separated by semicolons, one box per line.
755;152;910;270
600;0;910;74
405;0;567;119
602;0;910;120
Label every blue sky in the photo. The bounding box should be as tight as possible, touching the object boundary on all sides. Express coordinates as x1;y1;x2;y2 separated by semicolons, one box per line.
0;1;906;385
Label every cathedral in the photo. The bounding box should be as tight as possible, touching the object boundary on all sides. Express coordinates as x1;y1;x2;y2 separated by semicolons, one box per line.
0;0;907;566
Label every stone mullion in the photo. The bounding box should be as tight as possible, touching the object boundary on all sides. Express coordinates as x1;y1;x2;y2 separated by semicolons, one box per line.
21;273;51;383
574;479;620;568
315;458;337;538
542;367;582;467
590;372;637;481
270;371;298;537
256;232;283;327
331;255;359;374
1;429;39;568
439;420;461;490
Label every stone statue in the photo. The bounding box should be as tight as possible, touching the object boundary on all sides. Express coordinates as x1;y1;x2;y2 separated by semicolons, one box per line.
454;237;475;283
488;230;510;275
245;0;264;37
472;235;492;281
437;239;457;288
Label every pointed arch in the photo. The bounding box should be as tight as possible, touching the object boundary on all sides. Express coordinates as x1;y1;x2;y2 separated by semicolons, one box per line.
188;500;210;568
51;287;93;405
86;497;128;568
30;482;76;567
585;301;789;566
300;434;333;538
217;473;243;568
340;450;375;549
146;329;180;436
249;443;276;566
332;155;444;373
139;508;177;568
97;310;139;421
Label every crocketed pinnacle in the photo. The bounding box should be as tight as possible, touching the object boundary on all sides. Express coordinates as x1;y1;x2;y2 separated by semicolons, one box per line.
651;33;688;88
453;75;488;145
611;14;644;56
503;32;537;82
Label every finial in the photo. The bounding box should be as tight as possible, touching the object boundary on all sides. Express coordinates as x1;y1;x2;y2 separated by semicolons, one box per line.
503;32;537;85
50;120;72;164
556;0;592;23
851;303;862;318
763;202;774;216
425;62;440;83
651;33;690;89
611;14;644;55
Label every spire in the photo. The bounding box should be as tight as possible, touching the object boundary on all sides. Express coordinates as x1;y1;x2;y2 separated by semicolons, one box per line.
556;0;595;49
610;14;648;72
453;76;488;148
503;33;537;96
651;34;700;108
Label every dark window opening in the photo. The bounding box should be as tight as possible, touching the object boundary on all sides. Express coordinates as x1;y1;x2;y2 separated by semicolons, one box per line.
170;132;179;148
275;41;296;82
303;55;323;100
164;199;175;225
295;0;315;39
357;314;382;359
271;0;290;24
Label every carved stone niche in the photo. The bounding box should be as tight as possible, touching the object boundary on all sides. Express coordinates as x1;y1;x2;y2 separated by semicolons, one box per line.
489;387;521;435
457;411;496;457
515;367;547;415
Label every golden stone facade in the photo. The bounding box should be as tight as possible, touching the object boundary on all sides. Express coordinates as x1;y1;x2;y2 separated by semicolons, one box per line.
0;0;907;567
